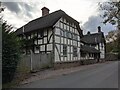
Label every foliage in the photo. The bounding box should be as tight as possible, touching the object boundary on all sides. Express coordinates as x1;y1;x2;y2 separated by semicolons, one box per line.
99;1;120;25
2;22;21;84
99;1;120;59
106;40;118;53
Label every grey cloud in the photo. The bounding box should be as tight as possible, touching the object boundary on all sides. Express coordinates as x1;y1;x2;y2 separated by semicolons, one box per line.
83;15;103;34
3;2;33;18
24;11;33;18
23;3;33;18
24;3;33;12
3;2;21;13
82;14;115;35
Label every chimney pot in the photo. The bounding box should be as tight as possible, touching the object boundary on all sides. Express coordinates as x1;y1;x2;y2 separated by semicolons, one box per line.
98;26;101;32
41;7;50;16
87;31;90;35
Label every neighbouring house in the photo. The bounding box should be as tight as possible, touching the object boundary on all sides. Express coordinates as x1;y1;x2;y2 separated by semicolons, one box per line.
16;7;82;64
81;26;106;60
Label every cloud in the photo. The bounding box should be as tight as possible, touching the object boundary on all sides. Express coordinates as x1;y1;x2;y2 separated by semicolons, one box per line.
82;15;103;34
82;13;115;35
3;2;33;18
3;2;21;14
22;3;34;18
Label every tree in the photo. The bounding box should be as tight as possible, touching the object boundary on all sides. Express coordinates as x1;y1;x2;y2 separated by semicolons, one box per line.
99;1;120;58
0;1;21;84
2;21;21;84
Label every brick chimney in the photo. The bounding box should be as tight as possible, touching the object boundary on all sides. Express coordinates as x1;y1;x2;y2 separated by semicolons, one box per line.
41;7;49;16
98;26;101;32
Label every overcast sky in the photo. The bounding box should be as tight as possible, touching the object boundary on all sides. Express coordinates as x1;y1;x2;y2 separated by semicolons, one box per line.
1;0;116;35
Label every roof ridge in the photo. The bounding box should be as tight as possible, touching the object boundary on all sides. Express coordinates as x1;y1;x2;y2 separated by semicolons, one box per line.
27;9;65;24
84;32;103;36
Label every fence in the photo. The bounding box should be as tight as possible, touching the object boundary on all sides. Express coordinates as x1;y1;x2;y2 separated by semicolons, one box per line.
17;52;53;72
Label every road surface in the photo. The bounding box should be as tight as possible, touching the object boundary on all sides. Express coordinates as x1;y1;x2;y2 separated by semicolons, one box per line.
19;61;119;88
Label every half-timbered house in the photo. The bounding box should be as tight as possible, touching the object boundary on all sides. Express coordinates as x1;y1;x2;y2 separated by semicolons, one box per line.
16;7;82;63
81;26;106;60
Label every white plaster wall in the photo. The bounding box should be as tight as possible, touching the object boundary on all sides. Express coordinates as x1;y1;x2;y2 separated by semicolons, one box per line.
34;40;37;45
71;54;73;61
95;45;99;50
54;44;61;62
55;48;59;62
100;43;105;59
78;42;80;47
49;37;53;43
55;36;60;43
44;30;47;36
55;28;60;35
47;44;52;51
67;54;70;61
38;39;42;44
48;30;53;43
61;57;63;61
41;45;45;51
44;37;47;44
34;48;39;53
65;57;67;61
77;48;80;60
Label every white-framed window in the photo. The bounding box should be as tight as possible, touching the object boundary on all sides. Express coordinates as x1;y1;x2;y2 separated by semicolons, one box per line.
65;31;69;38
64;24;67;30
59;22;62;28
75;34;78;40
67;32;71;38
63;45;67;56
73;46;77;57
63;31;65;37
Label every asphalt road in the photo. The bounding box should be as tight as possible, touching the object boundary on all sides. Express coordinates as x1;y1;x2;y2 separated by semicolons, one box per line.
19;61;119;88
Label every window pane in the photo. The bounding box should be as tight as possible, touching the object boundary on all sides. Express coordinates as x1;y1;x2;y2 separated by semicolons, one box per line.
73;47;77;57
63;45;67;56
